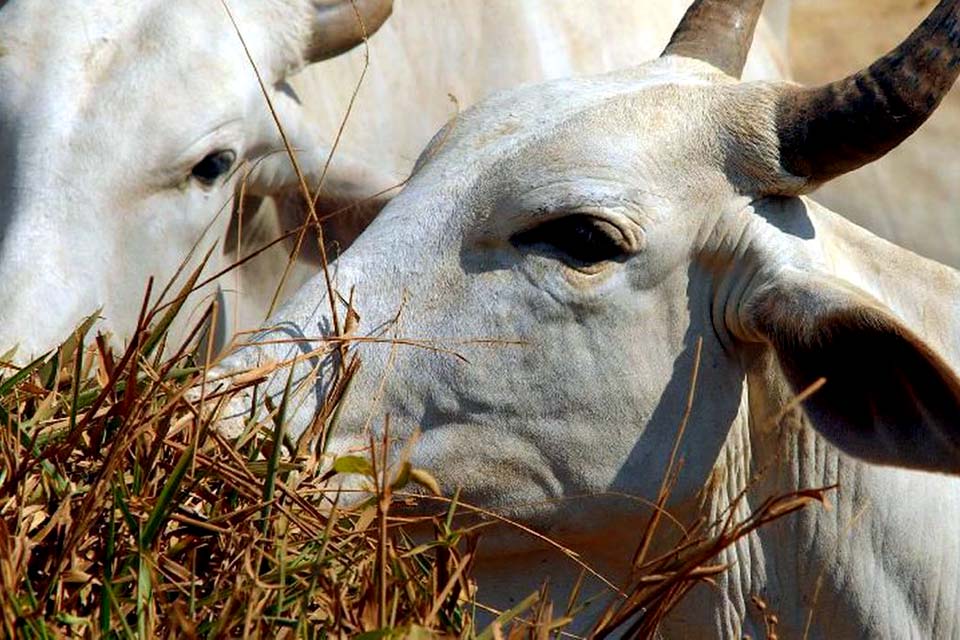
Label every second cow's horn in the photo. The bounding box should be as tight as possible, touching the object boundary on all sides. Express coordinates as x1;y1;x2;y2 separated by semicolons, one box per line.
305;0;394;62
662;0;766;78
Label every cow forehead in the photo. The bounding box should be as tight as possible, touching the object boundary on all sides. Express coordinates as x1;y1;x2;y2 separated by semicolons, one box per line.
0;1;225;63
0;1;263;181
0;1;251;106
406;58;727;220
0;1;141;52
419;59;722;175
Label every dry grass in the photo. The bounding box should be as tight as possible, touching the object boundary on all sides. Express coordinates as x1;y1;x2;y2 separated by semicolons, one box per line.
0;277;478;638
0;274;832;638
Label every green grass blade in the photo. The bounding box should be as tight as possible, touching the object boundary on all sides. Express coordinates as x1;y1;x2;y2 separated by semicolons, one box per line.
102;578;136;640
113;483;140;541
0;351;51;397
140;444;194;548
59;311;101;363
141;245;215;359
68;330;84;436
475;591;540;640
136;553;152;638
0;344;18;364
261;363;295;534
38;350;59;391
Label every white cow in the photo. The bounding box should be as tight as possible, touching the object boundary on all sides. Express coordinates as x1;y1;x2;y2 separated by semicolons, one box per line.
0;0;394;361
0;0;790;362
215;0;960;636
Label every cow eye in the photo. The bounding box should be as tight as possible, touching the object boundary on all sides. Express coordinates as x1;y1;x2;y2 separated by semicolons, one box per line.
190;150;236;186
511;214;630;267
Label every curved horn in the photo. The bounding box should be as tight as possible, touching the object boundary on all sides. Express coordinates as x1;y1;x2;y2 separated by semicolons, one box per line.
662;0;766;78
305;0;393;63
777;0;960;185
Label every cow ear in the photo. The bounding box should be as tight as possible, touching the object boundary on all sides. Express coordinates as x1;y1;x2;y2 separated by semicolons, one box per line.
245;89;400;203
743;269;960;474
242;102;400;258
243;143;398;255
244;140;399;206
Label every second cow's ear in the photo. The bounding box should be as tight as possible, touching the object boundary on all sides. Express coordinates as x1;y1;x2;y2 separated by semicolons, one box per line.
742;268;960;475
265;180;393;263
241;96;401;260
243;96;400;203
244;141;399;220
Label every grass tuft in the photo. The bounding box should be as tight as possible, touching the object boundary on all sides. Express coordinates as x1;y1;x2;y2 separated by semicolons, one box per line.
0;302;831;638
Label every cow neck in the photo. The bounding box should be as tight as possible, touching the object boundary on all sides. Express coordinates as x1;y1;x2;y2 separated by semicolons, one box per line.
721;201;960;639
713;352;960;639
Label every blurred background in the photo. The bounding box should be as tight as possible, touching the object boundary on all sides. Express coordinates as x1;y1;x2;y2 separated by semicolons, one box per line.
790;0;960;266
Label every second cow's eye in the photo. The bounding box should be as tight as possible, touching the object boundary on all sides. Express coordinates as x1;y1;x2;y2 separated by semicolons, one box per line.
512;214;629;267
191;150;236;186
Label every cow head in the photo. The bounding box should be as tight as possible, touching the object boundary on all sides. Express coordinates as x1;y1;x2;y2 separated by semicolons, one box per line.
218;0;960;544
0;0;392;361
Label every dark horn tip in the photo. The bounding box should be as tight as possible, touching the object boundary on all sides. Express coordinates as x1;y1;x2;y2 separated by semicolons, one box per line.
776;0;960;186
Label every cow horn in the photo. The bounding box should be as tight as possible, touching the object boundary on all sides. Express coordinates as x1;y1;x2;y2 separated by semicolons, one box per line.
662;0;766;78
305;0;393;63
776;0;960;185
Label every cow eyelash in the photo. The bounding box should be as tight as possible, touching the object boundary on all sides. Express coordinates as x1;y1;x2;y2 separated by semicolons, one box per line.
511;214;631;267
190;150;237;186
